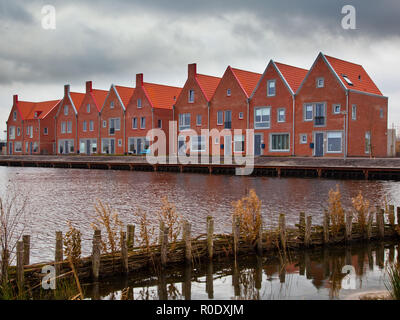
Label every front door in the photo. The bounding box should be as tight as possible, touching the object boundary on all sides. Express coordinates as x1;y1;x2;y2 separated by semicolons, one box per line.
110;139;115;154
315;133;324;157
137;138;142;154
254;134;262;156
9;142;12;155
30;142;33;155
86;140;91;155
224;136;232;157
65;140;69;154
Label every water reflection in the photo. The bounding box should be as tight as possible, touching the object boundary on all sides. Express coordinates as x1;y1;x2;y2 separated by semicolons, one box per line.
83;242;399;300
1;166;400;263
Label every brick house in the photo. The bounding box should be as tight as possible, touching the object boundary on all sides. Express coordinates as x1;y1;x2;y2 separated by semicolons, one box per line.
250;60;308;156
7;95;61;155
77;81;108;155
295;52;388;157
174;63;221;155
55;85;85;154
125;74;182;155
100;84;134;154
209;66;261;156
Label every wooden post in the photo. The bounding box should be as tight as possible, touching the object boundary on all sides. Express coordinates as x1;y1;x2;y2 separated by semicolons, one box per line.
161;226;169;267
17;240;24;290
22;235;30;266
256;218;263;256
207;216;214;260
1;249;9;284
127;224;135;250
232;215;240;257
206;261;214;299
305;215;312;247
366;213;373;240
377;208;385;239
389;205;395;227
299;212;305;239
323;210;330;244
92;229;101;280
55;231;63;276
183;264;192;300
397;207;400;226
183;220;192;264
345;211;353;242
121;231;128;273
279;214;286;252
159;221;165;245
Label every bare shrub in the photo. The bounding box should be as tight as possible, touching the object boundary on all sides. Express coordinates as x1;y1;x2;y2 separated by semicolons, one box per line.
157;197;181;245
351;191;370;234
137;209;156;252
328;185;345;235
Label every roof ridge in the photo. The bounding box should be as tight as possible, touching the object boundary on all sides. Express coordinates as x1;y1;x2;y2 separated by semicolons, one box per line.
143;81;182;89
324;54;363;67
196;73;221;80
230;67;262;75
274;61;309;72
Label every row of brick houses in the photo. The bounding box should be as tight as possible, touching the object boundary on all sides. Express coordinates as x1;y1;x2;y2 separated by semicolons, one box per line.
6;52;389;157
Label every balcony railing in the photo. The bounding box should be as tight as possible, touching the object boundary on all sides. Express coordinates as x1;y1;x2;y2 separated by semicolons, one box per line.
224;121;232;129
314;116;325;126
109;127;115;135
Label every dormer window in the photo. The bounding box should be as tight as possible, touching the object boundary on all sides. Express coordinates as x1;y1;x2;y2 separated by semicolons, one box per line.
137;99;142;108
316;77;324;88
110;101;114;109
64;105;68;115
87;104;90;113
34;112;38;118
342;74;353;86
188;90;195;103
227;89;231;96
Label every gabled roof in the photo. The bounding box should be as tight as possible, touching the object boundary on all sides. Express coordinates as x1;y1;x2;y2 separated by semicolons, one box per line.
17;101;36;120
143;82;182;110
16;100;61;120
114;85;135;107
230;67;262;98
68;92;85;114
274;62;308;93
324;55;383;96
196;74;221;101
90;89;108;112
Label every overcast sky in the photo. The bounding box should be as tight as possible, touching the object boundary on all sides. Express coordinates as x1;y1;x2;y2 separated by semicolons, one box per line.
1;0;400;138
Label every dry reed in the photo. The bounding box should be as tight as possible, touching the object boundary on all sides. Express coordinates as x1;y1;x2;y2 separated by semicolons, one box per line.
328;185;345;236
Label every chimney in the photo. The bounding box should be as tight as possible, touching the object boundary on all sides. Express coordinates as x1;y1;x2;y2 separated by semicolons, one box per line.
64;84;70;96
86;81;93;93
188;63;197;78
13;94;18;105
136;73;143;88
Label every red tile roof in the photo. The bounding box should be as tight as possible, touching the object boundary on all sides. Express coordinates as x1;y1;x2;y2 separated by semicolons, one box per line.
196;74;221;101
324;55;383;96
18;100;61;120
91;89;109;112
69;92;86;112
230;67;262;97
274;62;308;93
143;82;182;110
17;101;36;120
115;85;135;107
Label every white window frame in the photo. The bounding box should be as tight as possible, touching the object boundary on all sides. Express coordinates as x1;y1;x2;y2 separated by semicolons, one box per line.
316;77;325;88
217;111;223;125
118;139;122;147
365;131;371;154
137;99;142;108
13;111;17;121
103;120;107;128
267;80;276;97
87;104;90;113
17;127;20;136
61;122;66;134
333;104;341;114
64;105;68;115
89;120;94;131
44;127;48;135
269;133;290;152
140;117;146;129
196;115;202;126
239;112;244;120
190;135;206;152
110;101;114;109
352;105;357;120
83;120;87;132
188;90;195;103
67;121;72;133
227;89;231;97
234;135;245;153
304;104;313;121
327;131;343;153
277;108;286;123
14;141;22;153
179;113;190;131
132;117;138;129
300;134;307;144
254;107;271;129
9;126;15;140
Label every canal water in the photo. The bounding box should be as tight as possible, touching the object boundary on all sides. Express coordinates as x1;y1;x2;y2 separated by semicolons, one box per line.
1;166;400;263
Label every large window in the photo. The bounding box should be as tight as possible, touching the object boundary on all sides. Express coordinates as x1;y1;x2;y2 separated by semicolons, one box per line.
267;80;276;97
89;120;94;131
254;107;270;129
270;134;289;152
365;131;371;154
224;110;232;129
14;141;22;152
327;132;342;153
191;136;206;152
234;135;245;153
179;113;190;130
217;111;223;125
109;118;121;134
277;108;286;122
9;126;15;140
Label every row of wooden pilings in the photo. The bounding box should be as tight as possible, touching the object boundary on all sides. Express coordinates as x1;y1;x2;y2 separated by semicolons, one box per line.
12;205;400;290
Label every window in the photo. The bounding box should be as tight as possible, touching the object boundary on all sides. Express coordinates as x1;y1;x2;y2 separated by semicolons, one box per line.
140;117;146;129
9;126;15;140
267;80;276;96
234;135;245;153
304;104;313;121
158;119;162;128
270;134;289;152
191;136;206;152
314;103;326;126
109;118;120;134
17;127;20;136
316;77;324;88
342;74;353;86
215;137;219;144
224;110;232;129
132;118;137;129
26;126;30;135
83;120;87;132
103;120;107;128
365;131;371;154
380;108;384;118
25;142;28;153
188;90;195;103
196;115;202;126
254;107;270;129
333;104;341;114
110;101;114;109
227;89;231;96
118;139;122;147
29;126;33;138
217;111;223;125
87;104;90;113
179;113;190;130
352;105;357;120
14;141;22;152
327;132;342;153
44;127;48;135
300;134;307;144
67;121;72;133
61;122;66;133
239;112;244;120
89;120;94;131
137;99;142;108
277;108;286;122
64;105;68;115
33;142;38;153
13;111;17;121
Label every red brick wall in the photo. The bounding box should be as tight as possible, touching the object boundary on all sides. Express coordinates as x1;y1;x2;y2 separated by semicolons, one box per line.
250;63;295;156
6;101;24;154
100;87;125;154
39;105;58;155
56;95;78;154
77;93;101;154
